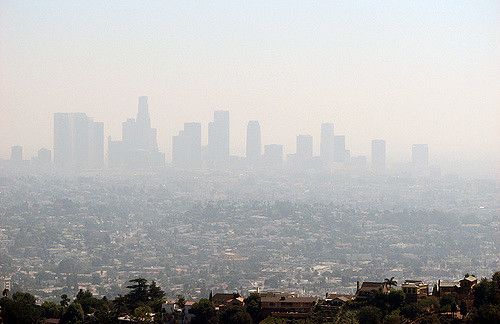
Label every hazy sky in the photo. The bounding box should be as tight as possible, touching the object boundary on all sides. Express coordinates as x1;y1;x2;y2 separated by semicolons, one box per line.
0;1;498;174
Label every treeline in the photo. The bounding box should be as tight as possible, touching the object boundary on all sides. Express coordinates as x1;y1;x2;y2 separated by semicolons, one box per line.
0;272;499;324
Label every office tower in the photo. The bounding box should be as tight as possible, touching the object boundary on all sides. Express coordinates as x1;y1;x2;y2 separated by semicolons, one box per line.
172;122;202;169
333;135;346;163
320;123;334;164
350;155;367;170
371;139;386;172
88;120;104;169
207;110;230;166
246;120;261;166
108;96;164;168
263;144;283;169
54;112;103;171
136;96;158;151
412;144;429;173
296;135;313;160
10;146;22;161
37;148;52;164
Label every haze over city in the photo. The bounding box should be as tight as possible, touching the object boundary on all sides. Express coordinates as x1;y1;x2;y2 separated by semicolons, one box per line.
1;1;498;176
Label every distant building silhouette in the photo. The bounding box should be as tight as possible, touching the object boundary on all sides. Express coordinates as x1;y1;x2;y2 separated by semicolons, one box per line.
37;148;52;165
296;135;313;161
333;135;346;163
246;120;261;167
371;139;386;173
207;110;230;167
10;145;22;162
108;96;164;169
53;113;103;171
412;144;429;173
172;122;202;169
263;144;283;169
320;123;334;165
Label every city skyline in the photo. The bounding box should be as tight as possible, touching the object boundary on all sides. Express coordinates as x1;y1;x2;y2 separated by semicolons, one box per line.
0;1;498;176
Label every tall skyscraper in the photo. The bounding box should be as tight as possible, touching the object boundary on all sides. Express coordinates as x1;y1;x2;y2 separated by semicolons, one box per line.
207;110;230;166
53;113;104;171
333;135;346;163
412;144;429;173
172;122;202;169
108;96;164;168
246;120;261;166
320;123;334;164
10;146;22;161
371;139;386;173
296;135;313;161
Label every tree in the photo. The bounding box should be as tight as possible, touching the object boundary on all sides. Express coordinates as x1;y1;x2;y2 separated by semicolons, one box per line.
459;300;468;317
358;306;383;324
60;302;84;324
133;305;153;323
400;303;420;320
244;292;261;322
177;295;186;309
190;298;216;324
387;290;405;309
60;294;71;307
384;277;398;289
219;304;252;324
41;300;63;318
148;281;165;300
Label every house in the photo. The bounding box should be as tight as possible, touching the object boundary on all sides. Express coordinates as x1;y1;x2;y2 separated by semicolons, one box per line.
401;280;429;303
437;280;460;296
325;293;355;306
211;293;243;309
260;294;317;319
459;275;477;294
355;281;390;299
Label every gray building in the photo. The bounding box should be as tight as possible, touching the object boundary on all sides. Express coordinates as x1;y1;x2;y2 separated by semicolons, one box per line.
53;112;103;171
320;123;334;164
246;120;261;167
172;122;202;169
371;139;386;173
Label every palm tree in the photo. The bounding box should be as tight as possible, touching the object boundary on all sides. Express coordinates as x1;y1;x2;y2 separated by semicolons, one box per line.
384;277;398;290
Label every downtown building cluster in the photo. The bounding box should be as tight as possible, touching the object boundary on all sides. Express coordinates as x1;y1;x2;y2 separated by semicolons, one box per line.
5;96;430;174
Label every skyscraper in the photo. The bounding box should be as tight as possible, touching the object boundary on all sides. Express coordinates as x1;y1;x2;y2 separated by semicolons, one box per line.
296;135;313;161
172;122;202;169
108;96;164;168
320;123;334;164
246;120;261;166
207;110;230;166
371;139;386;173
53;112;104;171
333;135;346;163
412;144;429;173
10;146;22;161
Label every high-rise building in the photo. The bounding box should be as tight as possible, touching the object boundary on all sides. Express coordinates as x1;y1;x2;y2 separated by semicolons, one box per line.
172;122;202;169
320;123;334;164
10;146;22;161
108;96;164;168
296;135;313;161
37;148;52;165
333;135;346;163
263;144;283;169
412;144;429;173
53;113;104;171
207;110;230;166
371;139;386;172
246;120;261;166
